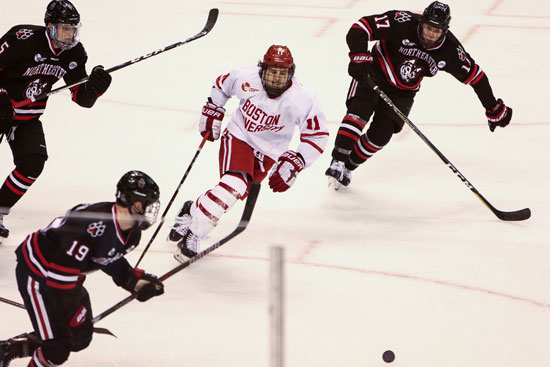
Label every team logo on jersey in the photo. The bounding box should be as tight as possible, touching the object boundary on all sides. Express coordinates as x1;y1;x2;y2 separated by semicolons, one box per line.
25;79;47;99
34;54;47;62
241;82;260;93
69;61;78;70
437;61;446;69
400;59;422;82
87;221;106;237
15;29;33;40
394;12;412;23
402;39;417;47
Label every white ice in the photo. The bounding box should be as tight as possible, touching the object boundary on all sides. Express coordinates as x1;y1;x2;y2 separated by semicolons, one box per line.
1;0;549;366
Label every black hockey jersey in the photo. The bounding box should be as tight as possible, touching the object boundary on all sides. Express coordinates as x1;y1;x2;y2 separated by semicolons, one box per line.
0;24;98;123
15;202;142;291
348;10;497;109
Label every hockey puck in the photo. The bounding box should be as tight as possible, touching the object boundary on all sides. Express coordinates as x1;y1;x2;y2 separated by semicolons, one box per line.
382;350;395;363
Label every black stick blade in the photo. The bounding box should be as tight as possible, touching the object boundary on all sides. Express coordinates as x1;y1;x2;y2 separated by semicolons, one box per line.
203;8;219;33
494;207;531;221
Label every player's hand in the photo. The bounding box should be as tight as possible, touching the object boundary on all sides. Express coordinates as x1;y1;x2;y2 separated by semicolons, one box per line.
0;91;14;134
86;65;112;95
268;150;305;193
486;98;512;132
123;268;164;302
199;99;225;141
348;52;373;84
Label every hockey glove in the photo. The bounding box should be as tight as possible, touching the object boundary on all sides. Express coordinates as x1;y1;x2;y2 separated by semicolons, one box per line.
199;99;225;141
85;66;112;95
0;91;14;134
123;268;164;302
348;52;373;84
268;150;305;193
486;98;512;132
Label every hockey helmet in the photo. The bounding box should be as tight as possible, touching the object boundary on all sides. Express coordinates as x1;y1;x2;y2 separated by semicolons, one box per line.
116;170;160;230
418;1;451;48
45;0;81;50
258;45;296;96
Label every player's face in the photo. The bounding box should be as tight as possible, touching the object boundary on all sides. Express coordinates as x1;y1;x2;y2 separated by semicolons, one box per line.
420;24;444;46
264;66;291;89
49;23;81;50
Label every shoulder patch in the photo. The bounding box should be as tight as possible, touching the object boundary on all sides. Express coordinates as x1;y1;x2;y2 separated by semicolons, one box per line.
394;11;412;23
87;221;106;237
15;29;34;40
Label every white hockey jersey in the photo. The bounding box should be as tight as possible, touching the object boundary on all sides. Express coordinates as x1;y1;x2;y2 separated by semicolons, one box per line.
209;65;329;167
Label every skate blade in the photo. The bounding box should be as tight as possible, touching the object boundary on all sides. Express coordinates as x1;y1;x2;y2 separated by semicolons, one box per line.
327;176;344;191
173;251;187;264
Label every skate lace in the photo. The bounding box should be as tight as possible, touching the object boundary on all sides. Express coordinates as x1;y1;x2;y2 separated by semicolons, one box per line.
172;214;192;236
184;231;200;253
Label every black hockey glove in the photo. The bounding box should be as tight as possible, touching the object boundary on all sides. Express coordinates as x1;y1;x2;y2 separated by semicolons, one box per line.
85;66;112;95
0;91;15;134
123;267;164;302
486;98;512;132
348;52;373;84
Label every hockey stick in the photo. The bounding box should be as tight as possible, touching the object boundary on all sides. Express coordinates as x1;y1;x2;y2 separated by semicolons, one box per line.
134;132;210;268
92;181;261;324
0;296;25;309
365;78;530;221
12;8;219;109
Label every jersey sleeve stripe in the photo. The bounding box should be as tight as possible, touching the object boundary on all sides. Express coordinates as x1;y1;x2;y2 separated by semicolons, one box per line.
464;64;484;85
351;19;373;41
301;132;329;138
300;138;324;154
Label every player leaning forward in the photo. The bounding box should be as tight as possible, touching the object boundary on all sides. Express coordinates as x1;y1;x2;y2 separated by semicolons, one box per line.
325;1;513;189
169;45;329;260
0;171;164;367
0;0;112;239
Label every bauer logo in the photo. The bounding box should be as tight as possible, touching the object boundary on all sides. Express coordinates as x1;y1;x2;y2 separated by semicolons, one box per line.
241;82;260;93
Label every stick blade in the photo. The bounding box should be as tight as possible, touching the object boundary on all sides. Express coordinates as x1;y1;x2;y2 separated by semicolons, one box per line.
203;8;219;33
494;207;531;221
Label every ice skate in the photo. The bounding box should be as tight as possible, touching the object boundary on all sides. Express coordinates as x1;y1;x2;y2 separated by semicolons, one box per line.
167;201;193;242
173;229;200;263
0;333;38;367
0;215;9;239
325;159;351;190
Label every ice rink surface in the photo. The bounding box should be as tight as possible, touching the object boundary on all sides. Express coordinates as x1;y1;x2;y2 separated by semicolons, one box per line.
1;0;549;366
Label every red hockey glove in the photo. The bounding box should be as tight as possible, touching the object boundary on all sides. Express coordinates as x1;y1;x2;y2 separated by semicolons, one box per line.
348;52;373;84
199;99;225;141
86;65;112;95
0;91;14;134
123;268;164;302
486;98;512;132
268;150;305;193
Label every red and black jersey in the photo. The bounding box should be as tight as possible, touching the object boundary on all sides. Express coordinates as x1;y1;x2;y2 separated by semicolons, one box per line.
0;24;98;123
15;202;142;291
348;10;498;109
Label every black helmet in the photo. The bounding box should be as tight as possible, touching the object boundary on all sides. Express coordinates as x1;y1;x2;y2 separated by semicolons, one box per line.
44;0;80;25
116;170;160;230
418;1;451;48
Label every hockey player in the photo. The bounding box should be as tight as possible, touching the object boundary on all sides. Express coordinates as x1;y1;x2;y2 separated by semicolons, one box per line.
0;170;164;367
168;45;329;260
0;0;112;238
325;1;513;189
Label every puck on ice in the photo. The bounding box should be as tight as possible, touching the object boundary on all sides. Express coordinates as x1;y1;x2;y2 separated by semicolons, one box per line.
383;350;395;363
